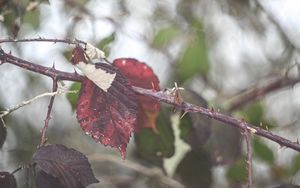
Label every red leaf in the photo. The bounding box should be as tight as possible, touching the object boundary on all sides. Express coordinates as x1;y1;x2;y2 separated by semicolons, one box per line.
76;63;138;158
113;58;160;131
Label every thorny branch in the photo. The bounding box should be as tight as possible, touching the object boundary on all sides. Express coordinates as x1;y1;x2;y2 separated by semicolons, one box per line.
1;47;300;152
228;76;300;111
39;80;57;146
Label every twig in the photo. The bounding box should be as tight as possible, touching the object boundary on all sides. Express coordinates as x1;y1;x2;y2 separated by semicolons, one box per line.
39;80;57;146
0;37;86;46
228;76;300;111
243;123;253;188
0;90;77;118
89;154;185;188
1;48;300;153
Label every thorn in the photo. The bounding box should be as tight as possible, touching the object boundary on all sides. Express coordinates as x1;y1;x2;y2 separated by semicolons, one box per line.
180;111;188;119
52;61;56;69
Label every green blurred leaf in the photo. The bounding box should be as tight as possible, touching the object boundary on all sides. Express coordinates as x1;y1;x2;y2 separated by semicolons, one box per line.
179;90;211;148
179;114;193;140
97;32;115;56
226;157;247;183
23;9;40;30
135;109;175;163
66;83;81;110
291;154;300;175
205;121;241;165
175;149;212;188
74;0;89;5
63;50;72;61
253;138;274;164
152;25;179;48
0;118;7;149
177;21;209;83
243;102;263;125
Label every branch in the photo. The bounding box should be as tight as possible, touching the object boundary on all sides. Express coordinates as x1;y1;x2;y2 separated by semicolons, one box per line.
244;128;253;188
1;48;300;153
0;37;85;45
90;154;185;188
39;80;58;146
0;90;77;118
228;76;300;111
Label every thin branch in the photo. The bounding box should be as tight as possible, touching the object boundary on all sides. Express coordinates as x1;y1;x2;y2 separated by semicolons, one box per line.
1;47;300;152
0;90;77;118
244;125;253;188
39;80;58;146
90;154;185;188
0;37;86;46
227;76;300;111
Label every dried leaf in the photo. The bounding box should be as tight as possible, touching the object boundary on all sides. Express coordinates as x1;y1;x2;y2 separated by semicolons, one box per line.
71;46;138;158
113;58;160;131
76;63;138;158
0;171;17;188
32;144;99;188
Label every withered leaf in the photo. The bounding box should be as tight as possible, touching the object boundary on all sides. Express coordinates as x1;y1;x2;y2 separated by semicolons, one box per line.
76;63;138;158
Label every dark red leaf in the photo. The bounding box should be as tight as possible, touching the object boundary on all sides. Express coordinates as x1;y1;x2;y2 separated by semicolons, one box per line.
32;144;99;188
76;63;138;158
0;171;17;188
113;58;160;131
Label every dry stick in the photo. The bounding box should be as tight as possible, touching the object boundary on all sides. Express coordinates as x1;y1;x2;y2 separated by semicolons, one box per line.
228;77;300;111
39;80;58;146
0;37;86;46
1;48;300;152
0;91;76;118
244;127;253;188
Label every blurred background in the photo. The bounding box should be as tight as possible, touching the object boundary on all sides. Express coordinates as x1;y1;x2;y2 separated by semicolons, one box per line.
1;0;300;187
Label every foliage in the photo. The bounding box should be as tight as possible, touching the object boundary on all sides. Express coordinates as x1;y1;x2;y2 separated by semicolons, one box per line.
0;0;299;187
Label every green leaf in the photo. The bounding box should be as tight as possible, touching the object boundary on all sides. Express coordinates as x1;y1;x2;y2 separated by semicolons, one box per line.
177;21;209;83
179;90;211;148
243;102;264;125
226;157;247;183
135;109;175;163
97;32;115;56
23;9;40;30
66;83;81;110
291;154;300;175
63;50;72;61
253;138;274;164
152;25;179;48
175;149;212;188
